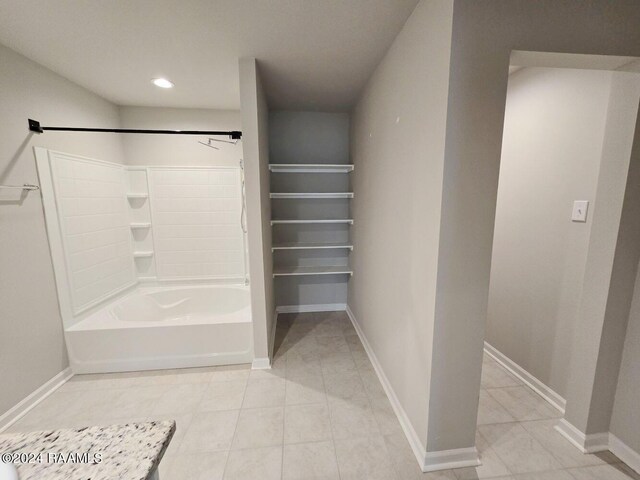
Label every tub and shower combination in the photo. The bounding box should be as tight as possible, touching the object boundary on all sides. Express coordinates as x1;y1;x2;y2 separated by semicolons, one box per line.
36;147;254;374
66;285;253;373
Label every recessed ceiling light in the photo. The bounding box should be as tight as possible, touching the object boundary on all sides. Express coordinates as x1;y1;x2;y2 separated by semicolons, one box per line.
152;78;174;89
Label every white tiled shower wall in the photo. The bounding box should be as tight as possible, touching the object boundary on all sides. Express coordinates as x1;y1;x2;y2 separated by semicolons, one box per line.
47;155;246;315
51;153;136;313
149;168;245;280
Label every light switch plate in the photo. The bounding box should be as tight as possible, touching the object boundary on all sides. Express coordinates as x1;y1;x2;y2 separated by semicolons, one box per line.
572;200;589;222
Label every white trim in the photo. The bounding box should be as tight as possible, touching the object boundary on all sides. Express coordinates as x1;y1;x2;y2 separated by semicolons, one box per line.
346;306;480;472
610;434;640;474
276;303;347;314
252;357;271;369
555;421;640;472
554;419;609;453
0;368;73;433
268;164;354;174
347;306;439;472
584;432;610;453
253;310;279;370
269;192;354;199
423;447;481;472
484;342;640;468
270;219;354;225
555;419;588;452
484;341;566;413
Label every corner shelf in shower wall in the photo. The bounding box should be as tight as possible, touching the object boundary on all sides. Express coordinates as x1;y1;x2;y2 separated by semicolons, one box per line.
133;251;154;258
269;164;354;173
273;266;353;277
127;193;149;199
130;222;151;229
270;192;354;199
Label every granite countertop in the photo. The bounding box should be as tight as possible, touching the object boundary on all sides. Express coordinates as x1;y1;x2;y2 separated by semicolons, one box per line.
0;420;175;480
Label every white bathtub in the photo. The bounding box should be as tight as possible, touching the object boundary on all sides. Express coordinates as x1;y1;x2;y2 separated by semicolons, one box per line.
65;285;253;374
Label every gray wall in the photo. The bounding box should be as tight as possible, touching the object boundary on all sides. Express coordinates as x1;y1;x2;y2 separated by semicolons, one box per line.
0;44;124;418
578;72;640;436
611;259;640;454
239;58;275;360
486;67;613;399
270;111;350;307
119;106;242;167
269;111;349;164
427;0;640;453
605;85;640;453
349;0;453;451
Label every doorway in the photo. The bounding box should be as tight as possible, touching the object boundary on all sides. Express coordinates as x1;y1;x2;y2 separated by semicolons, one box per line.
477;52;640;476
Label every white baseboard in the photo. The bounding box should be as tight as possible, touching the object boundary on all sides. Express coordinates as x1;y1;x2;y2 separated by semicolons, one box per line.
610;434;640;474
584;432;611;454
346;306;478;472
485;344;640;469
423;446;481;472
345;306;427;469
251;357;271;370
484;342;566;414
0;367;73;433
555;421;640;472
554;419;609;453
276;303;346;314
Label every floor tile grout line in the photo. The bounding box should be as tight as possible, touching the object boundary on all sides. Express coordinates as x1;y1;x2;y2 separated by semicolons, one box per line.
284;313;338;478
479;360;583;478
361;384;399;477
317;333;343;480
469;426;515;479
345;317;399;480
219;372;249;479
483;384;544;422
21;314;638;480
281;348;287;480
483;368;563;416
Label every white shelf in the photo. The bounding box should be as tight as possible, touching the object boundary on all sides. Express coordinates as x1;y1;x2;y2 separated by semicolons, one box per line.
270;192;354;199
273;266;353;277
272;242;353;251
127;193;149;199
269;164;354;173
271;219;354;225
130;222;151;229
133;251;154;258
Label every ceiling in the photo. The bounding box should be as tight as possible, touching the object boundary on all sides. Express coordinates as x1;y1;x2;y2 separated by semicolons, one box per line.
0;0;419;111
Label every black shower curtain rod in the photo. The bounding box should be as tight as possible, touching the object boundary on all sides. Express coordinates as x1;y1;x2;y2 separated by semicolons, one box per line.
28;119;242;140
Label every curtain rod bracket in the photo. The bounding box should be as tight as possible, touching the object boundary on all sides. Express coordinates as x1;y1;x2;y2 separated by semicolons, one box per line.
27;118;242;139
29;119;43;133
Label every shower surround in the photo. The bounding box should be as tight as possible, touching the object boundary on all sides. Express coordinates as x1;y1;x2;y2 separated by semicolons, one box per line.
35;148;252;373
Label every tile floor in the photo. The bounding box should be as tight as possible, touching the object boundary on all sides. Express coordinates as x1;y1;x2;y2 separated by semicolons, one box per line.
5;311;640;479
